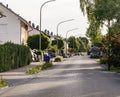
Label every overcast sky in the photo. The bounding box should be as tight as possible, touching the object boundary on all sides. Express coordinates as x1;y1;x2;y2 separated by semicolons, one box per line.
0;0;89;38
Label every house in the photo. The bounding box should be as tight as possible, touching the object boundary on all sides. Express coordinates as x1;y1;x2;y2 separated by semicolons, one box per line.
0;3;32;45
29;27;55;44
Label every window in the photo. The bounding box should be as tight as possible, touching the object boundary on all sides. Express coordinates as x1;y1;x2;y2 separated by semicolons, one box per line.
0;24;7;34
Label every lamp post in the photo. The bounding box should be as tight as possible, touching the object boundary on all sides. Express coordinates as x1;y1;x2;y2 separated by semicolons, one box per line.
66;28;79;55
56;19;74;36
39;0;56;61
39;0;56;50
56;19;74;54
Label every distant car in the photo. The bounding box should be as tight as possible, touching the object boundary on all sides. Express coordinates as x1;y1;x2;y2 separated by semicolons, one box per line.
48;52;56;58
59;53;66;58
90;46;100;58
30;49;38;61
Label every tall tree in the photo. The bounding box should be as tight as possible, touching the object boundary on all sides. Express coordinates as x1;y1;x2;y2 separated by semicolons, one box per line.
79;0;120;70
27;33;50;50
52;38;64;50
68;36;80;52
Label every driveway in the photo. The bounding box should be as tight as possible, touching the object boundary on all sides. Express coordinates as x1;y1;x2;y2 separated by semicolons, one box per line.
0;55;120;97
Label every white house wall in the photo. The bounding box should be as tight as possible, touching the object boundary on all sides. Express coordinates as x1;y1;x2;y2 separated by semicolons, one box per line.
0;4;21;44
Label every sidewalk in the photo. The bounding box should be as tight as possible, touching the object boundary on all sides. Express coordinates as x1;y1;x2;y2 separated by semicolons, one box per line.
0;62;43;87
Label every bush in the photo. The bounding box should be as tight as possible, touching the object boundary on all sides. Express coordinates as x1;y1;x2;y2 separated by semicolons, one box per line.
54;56;63;62
27;33;50;50
100;57;108;64
26;62;53;74
110;66;120;73
0;80;7;88
0;42;32;72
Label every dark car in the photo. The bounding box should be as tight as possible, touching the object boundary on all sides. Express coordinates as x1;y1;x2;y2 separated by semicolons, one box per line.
90;46;100;58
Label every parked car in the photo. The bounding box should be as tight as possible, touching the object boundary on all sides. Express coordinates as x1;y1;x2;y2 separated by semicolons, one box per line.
59;53;66;58
90;46;100;58
30;49;38;61
48;52;56;58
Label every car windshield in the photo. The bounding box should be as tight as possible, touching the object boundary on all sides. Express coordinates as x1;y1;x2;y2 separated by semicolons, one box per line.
90;47;99;54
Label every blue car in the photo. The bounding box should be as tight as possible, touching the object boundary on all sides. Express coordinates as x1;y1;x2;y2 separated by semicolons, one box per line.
48;52;56;58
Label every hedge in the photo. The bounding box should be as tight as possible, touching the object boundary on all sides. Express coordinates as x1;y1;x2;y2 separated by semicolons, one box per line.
54;56;63;62
0;42;32;72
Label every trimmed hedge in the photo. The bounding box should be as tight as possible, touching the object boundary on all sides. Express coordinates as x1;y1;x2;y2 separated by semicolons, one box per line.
54;56;63;62
0;42;32;72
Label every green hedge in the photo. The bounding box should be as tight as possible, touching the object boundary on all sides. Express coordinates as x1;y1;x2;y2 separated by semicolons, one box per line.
54;56;63;62
0;42;32;72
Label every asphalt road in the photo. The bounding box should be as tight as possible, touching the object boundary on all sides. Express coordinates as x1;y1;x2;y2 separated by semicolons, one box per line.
1;55;120;97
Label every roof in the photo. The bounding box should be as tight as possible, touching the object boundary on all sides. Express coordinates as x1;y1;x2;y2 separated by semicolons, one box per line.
0;3;32;27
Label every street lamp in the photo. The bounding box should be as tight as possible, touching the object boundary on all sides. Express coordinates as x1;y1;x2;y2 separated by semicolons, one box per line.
56;19;74;36
39;0;56;50
66;28;79;55
56;19;74;54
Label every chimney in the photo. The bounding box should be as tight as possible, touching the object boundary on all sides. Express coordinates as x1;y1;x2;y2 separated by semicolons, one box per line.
36;25;39;30
6;4;8;7
29;21;31;24
51;32;53;36
32;23;35;28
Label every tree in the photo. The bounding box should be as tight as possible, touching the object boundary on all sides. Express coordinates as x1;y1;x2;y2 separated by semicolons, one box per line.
79;0;103;46
52;38;64;50
27;33;50;50
79;0;120;70
68;36;80;52
27;34;39;49
78;37;89;52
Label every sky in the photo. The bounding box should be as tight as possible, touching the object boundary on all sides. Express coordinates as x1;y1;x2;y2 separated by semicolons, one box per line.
0;0;89;38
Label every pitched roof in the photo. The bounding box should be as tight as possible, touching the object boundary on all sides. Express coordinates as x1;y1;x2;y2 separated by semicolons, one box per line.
0;2;32;27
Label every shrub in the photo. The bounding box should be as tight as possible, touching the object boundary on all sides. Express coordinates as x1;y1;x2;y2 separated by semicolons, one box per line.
27;33;50;50
54;56;63;62
110;66;120;73
0;80;7;88
100;57;108;64
0;42;32;72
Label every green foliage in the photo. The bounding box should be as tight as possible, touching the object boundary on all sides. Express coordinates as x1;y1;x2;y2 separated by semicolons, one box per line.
48;45;57;53
26;62;53;74
100;57;108;64
68;36;89;52
54;56;63;62
41;33;50;50
79;0;120;70
0;42;32;72
108;34;120;67
34;49;42;55
0;80;7;88
110;66;120;73
94;0;120;22
77;37;89;52
52;38;64;49
68;36;79;51
27;33;50;50
27;34;39;49
41;62;53;70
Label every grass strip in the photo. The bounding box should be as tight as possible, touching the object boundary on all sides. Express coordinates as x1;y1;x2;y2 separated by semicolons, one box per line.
26;62;53;74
